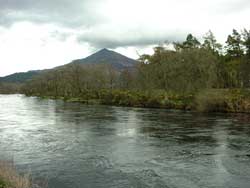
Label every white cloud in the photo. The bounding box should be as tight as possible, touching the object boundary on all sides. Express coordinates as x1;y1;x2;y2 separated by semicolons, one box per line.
0;0;250;76
0;22;93;76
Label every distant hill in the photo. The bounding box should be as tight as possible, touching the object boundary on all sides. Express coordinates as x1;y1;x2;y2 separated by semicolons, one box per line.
0;70;41;83
71;48;138;69
0;49;138;83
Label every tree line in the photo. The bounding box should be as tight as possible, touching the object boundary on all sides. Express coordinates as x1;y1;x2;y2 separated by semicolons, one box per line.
0;82;21;94
22;29;250;97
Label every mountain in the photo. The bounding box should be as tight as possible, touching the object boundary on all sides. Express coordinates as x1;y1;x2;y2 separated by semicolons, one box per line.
0;49;138;83
0;70;41;83
71;48;138;69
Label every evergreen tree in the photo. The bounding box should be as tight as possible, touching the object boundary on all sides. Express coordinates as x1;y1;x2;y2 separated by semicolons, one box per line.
183;34;201;49
226;29;244;59
174;34;200;50
242;29;250;58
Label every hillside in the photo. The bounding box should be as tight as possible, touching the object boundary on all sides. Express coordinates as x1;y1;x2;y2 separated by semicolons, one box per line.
0;70;41;83
71;48;137;69
0;49;138;84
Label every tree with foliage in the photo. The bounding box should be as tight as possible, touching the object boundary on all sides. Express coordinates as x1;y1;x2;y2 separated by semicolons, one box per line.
239;58;250;87
138;47;218;93
242;29;250;58
174;34;201;51
202;30;222;55
226;29;244;59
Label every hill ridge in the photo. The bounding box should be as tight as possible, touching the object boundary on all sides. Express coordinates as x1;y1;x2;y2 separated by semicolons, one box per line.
0;49;138;83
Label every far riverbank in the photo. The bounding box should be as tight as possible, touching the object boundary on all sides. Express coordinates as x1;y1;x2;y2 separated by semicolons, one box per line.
26;89;250;113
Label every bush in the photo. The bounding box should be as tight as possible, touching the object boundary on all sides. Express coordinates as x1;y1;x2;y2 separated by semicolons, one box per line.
195;89;250;112
195;89;228;112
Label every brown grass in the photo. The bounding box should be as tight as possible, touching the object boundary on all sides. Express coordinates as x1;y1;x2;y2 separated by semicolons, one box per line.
195;89;250;113
0;161;31;188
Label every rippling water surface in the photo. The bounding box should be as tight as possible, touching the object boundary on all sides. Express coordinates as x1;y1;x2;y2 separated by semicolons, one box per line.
0;94;250;188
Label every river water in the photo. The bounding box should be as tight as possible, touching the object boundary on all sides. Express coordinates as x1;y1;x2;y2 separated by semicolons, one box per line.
0;95;250;188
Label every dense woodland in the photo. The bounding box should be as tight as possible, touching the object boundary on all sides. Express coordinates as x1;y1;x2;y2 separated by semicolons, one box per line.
0;82;21;94
5;29;250;112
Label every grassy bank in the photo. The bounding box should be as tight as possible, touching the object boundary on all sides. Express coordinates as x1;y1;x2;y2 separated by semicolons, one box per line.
0;161;31;188
35;90;194;110
28;89;250;113
195;89;250;112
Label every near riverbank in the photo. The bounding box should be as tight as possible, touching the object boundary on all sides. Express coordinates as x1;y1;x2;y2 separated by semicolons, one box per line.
0;161;31;188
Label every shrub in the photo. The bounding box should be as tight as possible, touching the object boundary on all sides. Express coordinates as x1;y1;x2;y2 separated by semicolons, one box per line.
195;89;250;112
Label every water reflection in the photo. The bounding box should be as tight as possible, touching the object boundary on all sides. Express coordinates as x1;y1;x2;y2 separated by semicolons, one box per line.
0;95;250;188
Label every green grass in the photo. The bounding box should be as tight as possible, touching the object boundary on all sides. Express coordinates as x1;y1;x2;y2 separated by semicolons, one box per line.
0;178;7;188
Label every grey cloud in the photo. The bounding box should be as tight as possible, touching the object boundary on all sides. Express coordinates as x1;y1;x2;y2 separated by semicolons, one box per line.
0;0;249;50
216;0;250;14
0;0;105;27
49;30;73;41
80;37;162;48
78;32;186;48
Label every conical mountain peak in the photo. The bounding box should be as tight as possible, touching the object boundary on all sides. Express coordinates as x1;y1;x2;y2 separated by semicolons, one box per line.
72;48;138;69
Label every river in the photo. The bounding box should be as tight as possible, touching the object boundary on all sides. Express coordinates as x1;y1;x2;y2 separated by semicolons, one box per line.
0;94;250;188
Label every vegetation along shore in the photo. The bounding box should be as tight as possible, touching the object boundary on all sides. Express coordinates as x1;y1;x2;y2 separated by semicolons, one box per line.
0;161;31;188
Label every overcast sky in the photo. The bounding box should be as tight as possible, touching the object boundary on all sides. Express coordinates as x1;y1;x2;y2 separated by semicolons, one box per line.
0;0;249;76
